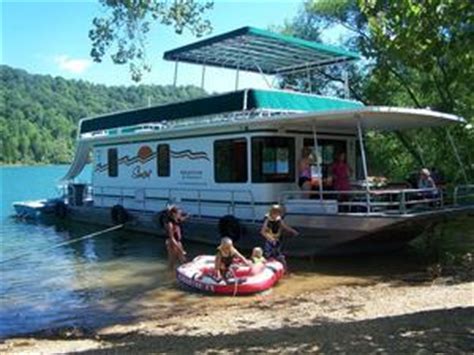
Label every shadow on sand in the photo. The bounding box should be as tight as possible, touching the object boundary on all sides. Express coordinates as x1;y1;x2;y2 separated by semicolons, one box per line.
66;307;473;354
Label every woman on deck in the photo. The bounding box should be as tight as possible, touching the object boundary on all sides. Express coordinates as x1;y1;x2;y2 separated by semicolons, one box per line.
164;205;189;269
418;168;437;190
260;205;299;269
330;152;352;192
215;237;250;280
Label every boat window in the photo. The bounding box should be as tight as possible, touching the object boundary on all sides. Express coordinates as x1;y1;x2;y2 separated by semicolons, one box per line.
252;137;295;183
157;144;170;177
303;138;347;179
214;138;248;183
107;148;118;177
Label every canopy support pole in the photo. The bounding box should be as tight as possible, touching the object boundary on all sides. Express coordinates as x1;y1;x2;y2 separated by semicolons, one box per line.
312;125;323;201
343;68;350;99
173;61;179;87
253;60;272;89
356;117;371;212
413;138;427;167
447;129;469;183
307;66;312;94
235;66;240;90
201;65;206;89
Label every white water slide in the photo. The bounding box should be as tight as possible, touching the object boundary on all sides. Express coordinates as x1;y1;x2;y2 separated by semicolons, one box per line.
60;140;92;181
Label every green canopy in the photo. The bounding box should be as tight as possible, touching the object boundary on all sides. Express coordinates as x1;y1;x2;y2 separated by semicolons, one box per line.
163;26;360;75
79;89;364;134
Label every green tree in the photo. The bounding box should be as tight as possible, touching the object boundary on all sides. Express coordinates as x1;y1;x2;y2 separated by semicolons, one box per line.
89;0;213;81
0;65;207;165
284;0;474;181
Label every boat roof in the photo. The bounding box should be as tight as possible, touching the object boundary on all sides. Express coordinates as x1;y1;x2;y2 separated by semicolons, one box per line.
79;89;364;135
163;26;360;74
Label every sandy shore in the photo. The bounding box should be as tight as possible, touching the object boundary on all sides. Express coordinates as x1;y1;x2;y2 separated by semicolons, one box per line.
1;275;473;354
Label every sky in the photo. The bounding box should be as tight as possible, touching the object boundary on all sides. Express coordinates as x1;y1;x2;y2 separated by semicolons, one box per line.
1;0;346;92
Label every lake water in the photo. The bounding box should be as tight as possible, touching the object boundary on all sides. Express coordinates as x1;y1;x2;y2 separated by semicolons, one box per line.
0;165;472;338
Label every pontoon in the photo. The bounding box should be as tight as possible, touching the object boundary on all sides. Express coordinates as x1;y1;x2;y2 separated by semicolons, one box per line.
55;27;473;255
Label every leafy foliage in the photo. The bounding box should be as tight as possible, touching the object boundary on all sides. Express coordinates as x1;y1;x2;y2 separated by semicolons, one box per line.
89;0;213;81
283;0;474;182
0;65;206;164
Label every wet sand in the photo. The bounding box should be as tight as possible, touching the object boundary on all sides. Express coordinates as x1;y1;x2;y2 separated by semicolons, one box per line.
1;269;473;354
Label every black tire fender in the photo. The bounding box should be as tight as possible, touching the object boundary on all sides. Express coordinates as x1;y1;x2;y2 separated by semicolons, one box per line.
54;201;68;219
153;209;169;229
218;215;242;242
111;204;129;225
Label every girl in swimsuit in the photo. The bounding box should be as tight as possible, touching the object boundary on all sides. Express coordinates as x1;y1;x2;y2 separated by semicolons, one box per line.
164;205;189;269
215;237;249;279
260;204;299;269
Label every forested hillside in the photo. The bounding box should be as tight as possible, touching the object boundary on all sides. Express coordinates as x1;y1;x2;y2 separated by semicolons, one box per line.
0;65;206;164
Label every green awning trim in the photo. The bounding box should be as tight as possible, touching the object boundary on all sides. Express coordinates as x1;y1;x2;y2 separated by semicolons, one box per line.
80;89;364;134
163;26;360;74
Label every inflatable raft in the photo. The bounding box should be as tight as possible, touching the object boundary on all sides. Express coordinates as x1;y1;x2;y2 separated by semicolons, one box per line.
176;255;284;295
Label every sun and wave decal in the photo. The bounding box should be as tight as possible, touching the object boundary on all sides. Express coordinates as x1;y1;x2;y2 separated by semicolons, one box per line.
171;149;210;161
95;145;209;172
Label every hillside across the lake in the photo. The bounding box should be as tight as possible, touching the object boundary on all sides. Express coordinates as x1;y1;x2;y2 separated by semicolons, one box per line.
0;65;207;165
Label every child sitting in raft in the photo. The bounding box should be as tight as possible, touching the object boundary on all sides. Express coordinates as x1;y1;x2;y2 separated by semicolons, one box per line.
260;204;299;269
215;237;250;280
251;247;266;264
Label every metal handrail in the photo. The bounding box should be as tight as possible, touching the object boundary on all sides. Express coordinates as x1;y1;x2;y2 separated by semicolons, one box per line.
453;184;474;205
91;185;258;222
279;188;443;215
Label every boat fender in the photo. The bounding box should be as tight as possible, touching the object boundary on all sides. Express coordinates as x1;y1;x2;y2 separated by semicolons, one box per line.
111;204;129;225
153;210;169;229
218;215;242;242
54;201;68;219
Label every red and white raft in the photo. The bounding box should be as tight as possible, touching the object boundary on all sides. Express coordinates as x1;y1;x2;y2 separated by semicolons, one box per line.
176;255;284;295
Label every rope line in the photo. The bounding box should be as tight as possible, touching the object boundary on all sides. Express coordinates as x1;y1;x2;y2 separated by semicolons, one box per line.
1;224;124;264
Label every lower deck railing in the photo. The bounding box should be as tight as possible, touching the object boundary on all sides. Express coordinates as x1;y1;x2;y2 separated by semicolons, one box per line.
68;183;474;220
280;184;474;215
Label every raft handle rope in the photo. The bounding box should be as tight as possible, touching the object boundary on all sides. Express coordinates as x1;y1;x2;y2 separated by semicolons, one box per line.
0;224;124;265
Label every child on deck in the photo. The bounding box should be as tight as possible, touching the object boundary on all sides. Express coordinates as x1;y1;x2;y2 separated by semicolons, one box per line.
260;205;299;269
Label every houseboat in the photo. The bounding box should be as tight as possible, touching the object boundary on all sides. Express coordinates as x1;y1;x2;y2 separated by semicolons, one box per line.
52;27;473;255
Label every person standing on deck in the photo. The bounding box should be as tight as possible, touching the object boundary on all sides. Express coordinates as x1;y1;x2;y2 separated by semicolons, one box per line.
298;147;315;197
163;205;189;269
330;152;352;192
260;205;299;270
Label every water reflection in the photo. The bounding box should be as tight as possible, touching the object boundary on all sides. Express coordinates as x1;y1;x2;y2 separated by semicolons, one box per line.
1;215;473;338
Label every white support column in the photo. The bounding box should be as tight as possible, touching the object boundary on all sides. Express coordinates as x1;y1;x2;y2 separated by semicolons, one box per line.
447;129;469;183
312;125;323;201
173;61;179;87
235;66;240;91
343;68;350;99
357;118;371;211
307;66;312;94
201;65;206;90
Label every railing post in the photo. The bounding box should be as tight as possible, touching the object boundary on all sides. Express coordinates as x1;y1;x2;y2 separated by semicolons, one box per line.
231;191;235;215
400;190;406;214
356;118;371;214
198;190;202;218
